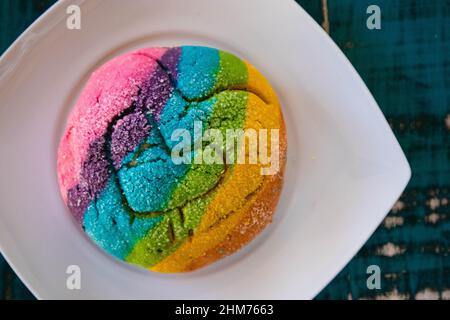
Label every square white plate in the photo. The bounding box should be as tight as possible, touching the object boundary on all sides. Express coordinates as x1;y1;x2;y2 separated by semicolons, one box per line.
0;0;410;299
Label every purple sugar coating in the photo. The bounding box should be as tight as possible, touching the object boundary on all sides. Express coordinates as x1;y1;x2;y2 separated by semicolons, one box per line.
136;65;174;122
67;138;109;224
135;48;180;121
81;137;110;195
111;111;151;168
67;183;91;224
159;47;181;81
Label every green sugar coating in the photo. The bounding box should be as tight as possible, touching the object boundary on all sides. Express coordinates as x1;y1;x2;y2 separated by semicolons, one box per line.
208;90;248;137
126;192;215;266
166;162;224;208
215;51;248;91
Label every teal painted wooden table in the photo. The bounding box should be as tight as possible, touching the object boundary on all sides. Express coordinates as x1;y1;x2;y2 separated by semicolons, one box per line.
1;0;449;299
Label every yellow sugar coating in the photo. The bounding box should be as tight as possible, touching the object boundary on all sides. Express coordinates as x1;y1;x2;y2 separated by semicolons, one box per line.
245;62;279;106
150;62;283;272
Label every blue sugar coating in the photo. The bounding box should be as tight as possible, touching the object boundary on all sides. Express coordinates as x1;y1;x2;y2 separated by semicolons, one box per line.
177;46;220;100
157;91;189;149
132;143;169;166
159;91;216;149
83;176;163;259
118;158;187;212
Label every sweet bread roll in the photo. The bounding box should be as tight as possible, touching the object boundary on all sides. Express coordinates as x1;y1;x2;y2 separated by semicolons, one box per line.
57;46;287;272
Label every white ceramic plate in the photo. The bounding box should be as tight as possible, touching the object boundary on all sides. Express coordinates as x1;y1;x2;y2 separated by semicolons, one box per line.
0;0;410;299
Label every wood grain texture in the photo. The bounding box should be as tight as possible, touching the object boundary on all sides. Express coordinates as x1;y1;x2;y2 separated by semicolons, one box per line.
296;0;450;300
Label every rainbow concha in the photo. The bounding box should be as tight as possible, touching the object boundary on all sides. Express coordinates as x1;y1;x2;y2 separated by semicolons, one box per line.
57;46;287;272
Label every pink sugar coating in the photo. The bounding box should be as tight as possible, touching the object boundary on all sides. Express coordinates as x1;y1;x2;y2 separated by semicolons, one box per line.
57;48;168;203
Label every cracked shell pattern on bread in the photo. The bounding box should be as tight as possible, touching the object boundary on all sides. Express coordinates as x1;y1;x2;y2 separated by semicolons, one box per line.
57;46;287;272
